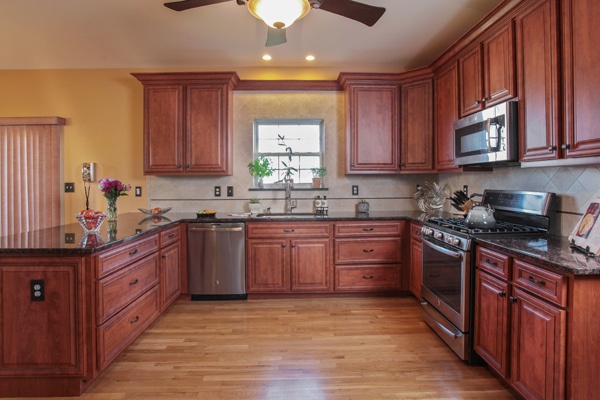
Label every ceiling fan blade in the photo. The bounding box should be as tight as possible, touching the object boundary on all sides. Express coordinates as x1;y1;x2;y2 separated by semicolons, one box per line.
317;0;385;27
164;0;233;12
266;27;287;47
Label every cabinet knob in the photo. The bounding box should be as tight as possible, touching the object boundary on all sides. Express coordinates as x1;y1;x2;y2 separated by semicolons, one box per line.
185;164;190;168
548;146;557;151
482;97;489;102
498;291;506;297
509;296;518;304
561;144;571;150
177;164;182;168
281;243;286;248
291;243;296;248
351;163;355;167
474;100;482;105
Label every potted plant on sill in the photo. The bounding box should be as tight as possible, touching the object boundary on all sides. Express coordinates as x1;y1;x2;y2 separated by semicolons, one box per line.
310;166;327;188
248;197;262;214
247;156;274;189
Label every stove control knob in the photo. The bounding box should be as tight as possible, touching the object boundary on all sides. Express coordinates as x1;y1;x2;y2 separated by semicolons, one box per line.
435;232;443;240
424;228;433;236
453;238;461;246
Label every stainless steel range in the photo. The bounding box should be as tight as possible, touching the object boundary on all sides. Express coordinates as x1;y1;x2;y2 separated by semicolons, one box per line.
420;189;557;362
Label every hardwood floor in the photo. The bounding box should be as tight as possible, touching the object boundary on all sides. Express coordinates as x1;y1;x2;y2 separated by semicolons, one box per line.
40;297;514;399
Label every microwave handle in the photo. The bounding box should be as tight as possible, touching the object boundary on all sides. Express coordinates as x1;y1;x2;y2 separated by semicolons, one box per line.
485;119;492;152
486;118;502;152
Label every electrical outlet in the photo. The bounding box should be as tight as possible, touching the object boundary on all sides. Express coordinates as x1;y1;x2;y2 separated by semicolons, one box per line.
227;186;234;197
214;186;221;197
64;233;75;243
64;182;75;193
31;280;45;302
352;185;359;196
463;185;469;196
135;186;142;197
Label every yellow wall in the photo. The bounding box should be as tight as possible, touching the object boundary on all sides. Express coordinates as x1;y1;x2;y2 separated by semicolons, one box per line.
0;67;375;223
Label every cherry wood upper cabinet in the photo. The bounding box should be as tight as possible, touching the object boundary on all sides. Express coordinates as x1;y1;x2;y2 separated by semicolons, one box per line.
401;79;433;172
133;72;238;175
339;74;400;174
434;62;462;172
561;0;600;158
459;22;516;117
516;0;560;162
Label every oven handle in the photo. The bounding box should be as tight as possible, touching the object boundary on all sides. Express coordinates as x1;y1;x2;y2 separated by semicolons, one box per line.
422;238;463;260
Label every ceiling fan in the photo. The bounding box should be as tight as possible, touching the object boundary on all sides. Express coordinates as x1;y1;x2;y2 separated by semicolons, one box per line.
164;0;386;46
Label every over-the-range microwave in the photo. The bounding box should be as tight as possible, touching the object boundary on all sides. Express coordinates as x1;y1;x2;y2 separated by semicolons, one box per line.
454;100;519;167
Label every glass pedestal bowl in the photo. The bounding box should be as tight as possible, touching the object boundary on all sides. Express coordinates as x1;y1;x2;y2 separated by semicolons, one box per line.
76;212;107;233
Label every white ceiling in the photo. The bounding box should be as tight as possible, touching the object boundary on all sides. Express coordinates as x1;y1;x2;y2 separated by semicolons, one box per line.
1;0;503;74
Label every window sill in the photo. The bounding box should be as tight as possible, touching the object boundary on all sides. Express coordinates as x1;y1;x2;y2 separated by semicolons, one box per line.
249;187;329;192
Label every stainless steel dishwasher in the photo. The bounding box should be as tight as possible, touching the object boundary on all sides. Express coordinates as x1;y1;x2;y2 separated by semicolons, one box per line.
187;222;247;300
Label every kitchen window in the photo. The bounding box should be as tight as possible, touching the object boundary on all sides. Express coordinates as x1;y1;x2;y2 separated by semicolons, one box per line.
253;119;324;187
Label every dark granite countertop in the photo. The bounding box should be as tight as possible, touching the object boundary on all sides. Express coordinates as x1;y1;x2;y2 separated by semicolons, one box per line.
474;234;600;276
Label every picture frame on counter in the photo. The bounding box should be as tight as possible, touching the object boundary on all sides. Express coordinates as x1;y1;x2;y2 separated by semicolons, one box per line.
569;197;600;256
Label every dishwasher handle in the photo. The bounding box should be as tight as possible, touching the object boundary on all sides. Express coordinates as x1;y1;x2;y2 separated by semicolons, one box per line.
189;226;243;232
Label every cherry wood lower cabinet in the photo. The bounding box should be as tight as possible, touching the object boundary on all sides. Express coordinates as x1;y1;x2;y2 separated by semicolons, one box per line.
408;222;423;299
0;223;185;397
246;222;333;294
473;245;600;400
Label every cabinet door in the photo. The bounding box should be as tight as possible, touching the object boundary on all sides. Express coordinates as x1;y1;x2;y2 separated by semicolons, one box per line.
186;83;233;174
160;241;181;311
144;85;185;174
516;0;560;162
459;45;483;117
0;258;86;375
474;269;509;379
434;62;461;171
409;237;422;299
561;0;600;158
401;79;433;171
483;23;516;107
290;238;332;293
346;84;400;173
246;239;289;293
510;287;566;400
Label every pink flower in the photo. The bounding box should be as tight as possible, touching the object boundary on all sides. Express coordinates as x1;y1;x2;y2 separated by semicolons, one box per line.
98;178;131;200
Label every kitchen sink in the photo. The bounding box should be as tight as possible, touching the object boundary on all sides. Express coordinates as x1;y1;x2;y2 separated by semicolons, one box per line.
255;213;322;218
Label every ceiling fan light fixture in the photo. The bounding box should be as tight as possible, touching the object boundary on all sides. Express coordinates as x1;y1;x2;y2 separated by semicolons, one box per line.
247;0;311;29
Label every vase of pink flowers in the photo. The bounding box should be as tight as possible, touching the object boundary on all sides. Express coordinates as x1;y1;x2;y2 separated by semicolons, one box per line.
98;178;131;221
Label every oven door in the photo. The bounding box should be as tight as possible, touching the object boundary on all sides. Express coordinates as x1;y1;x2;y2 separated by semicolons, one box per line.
421;237;471;332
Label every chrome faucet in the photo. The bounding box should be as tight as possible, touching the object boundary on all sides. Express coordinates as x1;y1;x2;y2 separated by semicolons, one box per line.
285;179;296;213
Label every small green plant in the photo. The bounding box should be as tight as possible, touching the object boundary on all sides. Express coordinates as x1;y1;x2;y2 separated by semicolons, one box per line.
278;134;297;183
249;196;261;204
310;166;327;178
247;156;275;178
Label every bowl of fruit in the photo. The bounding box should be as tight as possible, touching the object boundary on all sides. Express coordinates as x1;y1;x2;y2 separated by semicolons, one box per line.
76;209;107;233
196;209;217;219
139;207;171;216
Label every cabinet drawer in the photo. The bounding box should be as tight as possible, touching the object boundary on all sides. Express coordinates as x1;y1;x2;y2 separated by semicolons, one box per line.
97;253;159;324
335;265;400;291
476;246;511;280
410;222;423;241
96;234;159;278
246;222;330;238
97;286;160;371
335;238;401;264
160;225;181;247
513;260;567;307
334;221;403;237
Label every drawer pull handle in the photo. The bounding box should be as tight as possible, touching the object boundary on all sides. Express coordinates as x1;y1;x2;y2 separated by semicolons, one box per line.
485;258;498;266
283;229;295;233
363;249;374;253
362;228;374;231
429;274;440;278
162;255;167;259
528;276;546;286
168;233;175;238
363;275;374;279
129;249;138;256
129;278;139;286
130;316;140;324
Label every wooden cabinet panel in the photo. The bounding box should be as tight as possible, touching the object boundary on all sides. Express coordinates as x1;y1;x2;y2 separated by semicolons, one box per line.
335;265;400;291
160;225;181;248
160;241;182;311
96;253;159;324
334;221;402;238
483;23;516;106
290;238;332;292
97;286;160;371
474;269;509;378
335;238;401;264
0;258;85;376
476;246;511;280
510;287;566;400
434;62;461;171
409;222;422;241
561;0;600;158
513;259;567;307
459;45;483;117
247;222;331;239
246;239;289;293
345;83;400;173
96;234;159;278
516;0;560;162
409;237;422;299
400;79;433;171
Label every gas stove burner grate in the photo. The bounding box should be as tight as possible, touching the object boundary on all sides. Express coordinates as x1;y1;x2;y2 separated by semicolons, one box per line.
426;217;545;235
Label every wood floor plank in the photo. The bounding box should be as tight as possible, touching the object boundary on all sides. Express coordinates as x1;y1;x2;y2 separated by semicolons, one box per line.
19;297;514;399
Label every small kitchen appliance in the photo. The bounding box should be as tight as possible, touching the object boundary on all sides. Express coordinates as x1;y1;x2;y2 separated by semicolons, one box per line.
420;189;557;362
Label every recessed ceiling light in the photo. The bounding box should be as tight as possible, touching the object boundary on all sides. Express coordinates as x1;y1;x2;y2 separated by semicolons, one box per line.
262;54;272;61
305;55;315;61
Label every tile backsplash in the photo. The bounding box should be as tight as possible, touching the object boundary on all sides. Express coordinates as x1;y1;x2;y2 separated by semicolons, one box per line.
147;91;598;237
